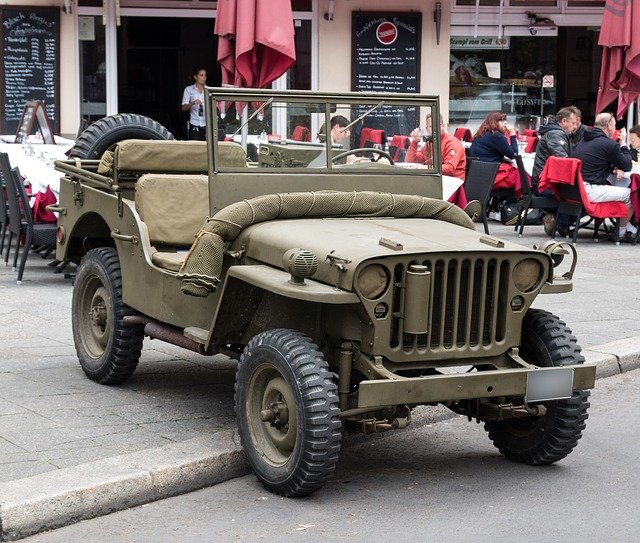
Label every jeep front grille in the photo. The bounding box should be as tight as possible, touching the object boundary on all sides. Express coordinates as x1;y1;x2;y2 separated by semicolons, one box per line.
390;257;509;352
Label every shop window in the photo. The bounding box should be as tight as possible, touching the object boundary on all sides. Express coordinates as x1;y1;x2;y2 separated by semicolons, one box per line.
456;1;556;5
449;36;557;133
455;0;604;5
291;0;312;10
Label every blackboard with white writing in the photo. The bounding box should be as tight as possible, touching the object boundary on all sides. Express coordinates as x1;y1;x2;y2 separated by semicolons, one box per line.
352;12;421;137
1;7;59;134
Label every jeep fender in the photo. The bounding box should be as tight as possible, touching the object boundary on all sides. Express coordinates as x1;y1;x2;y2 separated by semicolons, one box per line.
206;265;360;350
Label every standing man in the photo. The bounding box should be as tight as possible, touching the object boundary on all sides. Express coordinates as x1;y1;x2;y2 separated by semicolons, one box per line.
407;115;466;180
530;107;578;235
181;67;207;141
572;112;636;240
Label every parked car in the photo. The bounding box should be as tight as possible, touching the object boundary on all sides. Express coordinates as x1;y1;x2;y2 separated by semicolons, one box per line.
52;88;595;497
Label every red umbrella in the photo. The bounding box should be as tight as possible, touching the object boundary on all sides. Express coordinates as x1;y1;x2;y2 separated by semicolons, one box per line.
214;0;296;90
596;0;640;118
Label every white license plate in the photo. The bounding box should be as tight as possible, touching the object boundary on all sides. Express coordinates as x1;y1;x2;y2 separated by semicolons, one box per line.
525;367;574;403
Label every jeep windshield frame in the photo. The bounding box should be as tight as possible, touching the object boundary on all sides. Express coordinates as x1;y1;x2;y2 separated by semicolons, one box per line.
205;87;442;174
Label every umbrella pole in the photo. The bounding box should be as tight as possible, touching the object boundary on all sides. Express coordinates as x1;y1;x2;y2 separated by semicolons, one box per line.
241;105;249;151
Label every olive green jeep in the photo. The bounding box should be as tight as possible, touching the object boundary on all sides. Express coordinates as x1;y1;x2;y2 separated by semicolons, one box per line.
52;88;595;497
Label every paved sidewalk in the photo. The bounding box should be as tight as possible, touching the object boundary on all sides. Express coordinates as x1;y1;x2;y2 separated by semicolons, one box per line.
0;220;639;539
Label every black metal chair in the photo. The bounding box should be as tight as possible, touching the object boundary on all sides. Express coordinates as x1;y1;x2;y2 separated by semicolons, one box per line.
513;154;558;237
0;162;9;257
4;166;57;283
464;160;500;235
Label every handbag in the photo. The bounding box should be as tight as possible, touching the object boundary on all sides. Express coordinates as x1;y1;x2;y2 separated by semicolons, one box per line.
500;200;541;226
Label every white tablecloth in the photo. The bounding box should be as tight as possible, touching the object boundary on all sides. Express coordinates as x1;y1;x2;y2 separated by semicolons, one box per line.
394;162;463;201
0;136;75;196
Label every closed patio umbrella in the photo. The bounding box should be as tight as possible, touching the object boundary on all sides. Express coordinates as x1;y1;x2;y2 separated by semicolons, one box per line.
214;0;296;91
596;0;640;119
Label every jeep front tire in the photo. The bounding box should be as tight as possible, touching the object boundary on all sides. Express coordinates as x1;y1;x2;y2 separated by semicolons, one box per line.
235;329;341;497
485;309;590;464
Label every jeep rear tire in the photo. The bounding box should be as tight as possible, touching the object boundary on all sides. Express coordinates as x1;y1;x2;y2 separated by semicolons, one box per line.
485;309;590;464
235;329;341;497
70;113;173;159
72;247;144;384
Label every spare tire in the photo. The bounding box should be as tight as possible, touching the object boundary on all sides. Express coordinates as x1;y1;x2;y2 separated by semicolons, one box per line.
70;113;174;159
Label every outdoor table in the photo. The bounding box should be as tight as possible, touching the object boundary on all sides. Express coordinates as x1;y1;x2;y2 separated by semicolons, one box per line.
0;135;75;197
394;162;466;206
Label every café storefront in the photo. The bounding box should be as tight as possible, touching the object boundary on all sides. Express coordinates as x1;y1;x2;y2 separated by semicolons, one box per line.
0;0;609;139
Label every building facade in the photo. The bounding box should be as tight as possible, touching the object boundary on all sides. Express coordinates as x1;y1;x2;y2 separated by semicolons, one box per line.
0;0;608;137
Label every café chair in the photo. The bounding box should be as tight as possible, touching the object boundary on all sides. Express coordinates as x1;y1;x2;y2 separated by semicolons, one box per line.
454;127;473;142
359;127;386;149
291;125;311;142
524;136;540;153
388;135;410;162
0;167;9;257
513;154;558;237
4;166;57;284
539;156;627;244
464;159;500;235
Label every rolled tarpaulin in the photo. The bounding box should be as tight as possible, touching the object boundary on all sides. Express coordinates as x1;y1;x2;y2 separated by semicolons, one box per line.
177;190;474;297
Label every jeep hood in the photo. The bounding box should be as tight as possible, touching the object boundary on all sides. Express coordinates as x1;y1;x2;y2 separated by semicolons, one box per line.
235;217;540;287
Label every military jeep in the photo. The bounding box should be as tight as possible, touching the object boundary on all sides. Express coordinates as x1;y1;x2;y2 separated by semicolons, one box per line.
53;88;595;497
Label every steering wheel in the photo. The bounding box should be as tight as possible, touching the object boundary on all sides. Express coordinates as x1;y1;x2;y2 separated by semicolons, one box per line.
332;147;395;165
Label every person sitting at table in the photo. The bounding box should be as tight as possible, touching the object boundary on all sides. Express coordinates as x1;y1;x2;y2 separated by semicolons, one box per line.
530;107;578;235
407;115;466;180
568;106;587;149
572;112;636;241
469;111;519;192
318;115;351;146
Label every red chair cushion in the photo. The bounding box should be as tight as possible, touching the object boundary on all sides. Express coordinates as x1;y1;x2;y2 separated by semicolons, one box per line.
539;156;628;219
453;128;473;142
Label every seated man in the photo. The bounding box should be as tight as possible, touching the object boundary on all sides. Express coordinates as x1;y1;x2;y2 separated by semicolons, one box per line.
531;107;577;193
530;107;578;235
317;115;351;147
406;115;466;180
572;112;636;240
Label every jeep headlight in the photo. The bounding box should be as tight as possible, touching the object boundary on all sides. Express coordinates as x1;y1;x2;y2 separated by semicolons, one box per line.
513;258;543;293
357;264;389;300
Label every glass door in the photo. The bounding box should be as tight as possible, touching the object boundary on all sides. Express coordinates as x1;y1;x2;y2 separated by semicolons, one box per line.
78;15;107;127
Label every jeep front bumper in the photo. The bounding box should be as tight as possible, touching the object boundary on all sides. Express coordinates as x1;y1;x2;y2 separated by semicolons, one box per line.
357;364;596;407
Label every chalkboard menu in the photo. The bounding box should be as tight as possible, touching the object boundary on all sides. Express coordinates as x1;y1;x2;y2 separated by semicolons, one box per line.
1;7;59;134
352;12;422;137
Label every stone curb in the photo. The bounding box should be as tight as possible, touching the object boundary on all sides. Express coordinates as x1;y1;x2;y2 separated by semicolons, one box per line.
1;339;638;541
584;337;640;378
0;430;250;541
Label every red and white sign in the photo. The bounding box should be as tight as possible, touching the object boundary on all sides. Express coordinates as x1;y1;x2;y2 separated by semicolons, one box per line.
376;21;398;45
542;74;555;88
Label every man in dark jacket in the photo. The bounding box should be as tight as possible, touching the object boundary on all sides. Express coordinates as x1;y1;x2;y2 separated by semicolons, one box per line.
531;107;577;235
572;112;636;239
531;107;577;191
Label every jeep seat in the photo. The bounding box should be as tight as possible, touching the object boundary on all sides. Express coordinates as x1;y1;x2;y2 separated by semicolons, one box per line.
135;173;209;271
106;140;247;179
